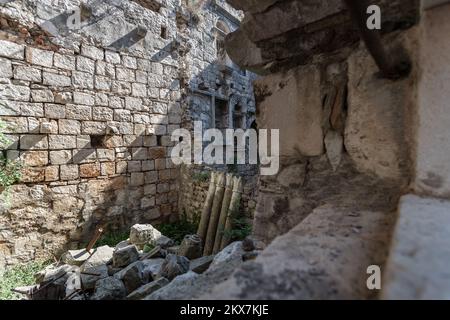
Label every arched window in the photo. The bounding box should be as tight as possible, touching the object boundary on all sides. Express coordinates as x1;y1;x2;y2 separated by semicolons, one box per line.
215;19;232;66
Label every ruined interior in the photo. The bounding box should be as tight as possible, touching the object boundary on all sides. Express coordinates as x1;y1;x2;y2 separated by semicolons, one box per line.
1;0;450;302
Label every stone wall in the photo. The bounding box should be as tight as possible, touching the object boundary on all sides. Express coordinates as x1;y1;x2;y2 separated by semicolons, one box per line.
0;38;181;267
0;0;257;269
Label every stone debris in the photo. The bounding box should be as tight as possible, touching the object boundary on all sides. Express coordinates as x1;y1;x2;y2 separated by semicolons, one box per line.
19;224;256;300
91;277;127;300
190;256;214;274
81;246;114;270
127;278;170;300
178;234;203;259
113;261;145;293
62;249;91;266
158;254;190;280
81;265;109;290
129;224;163;249
112;245;139;268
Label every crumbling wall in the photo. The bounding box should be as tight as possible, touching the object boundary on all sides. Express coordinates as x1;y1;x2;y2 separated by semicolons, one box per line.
0;0;257;269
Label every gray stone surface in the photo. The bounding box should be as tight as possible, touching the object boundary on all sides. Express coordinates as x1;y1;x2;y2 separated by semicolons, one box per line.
113;261;145;294
158;254;190;280
113;245;139;268
382;195;450;300
127;277;169;300
91;277;127;300
81;246;114;270
414;4;450;198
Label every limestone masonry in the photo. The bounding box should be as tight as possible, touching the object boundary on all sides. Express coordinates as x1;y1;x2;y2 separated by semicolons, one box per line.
0;0;256;268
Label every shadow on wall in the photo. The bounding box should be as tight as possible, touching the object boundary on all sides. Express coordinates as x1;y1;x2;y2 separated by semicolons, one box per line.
0;43;256;268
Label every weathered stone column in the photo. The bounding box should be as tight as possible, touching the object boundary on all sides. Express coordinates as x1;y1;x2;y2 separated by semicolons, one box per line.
203;172;226;256
213;173;234;254
197;172;217;242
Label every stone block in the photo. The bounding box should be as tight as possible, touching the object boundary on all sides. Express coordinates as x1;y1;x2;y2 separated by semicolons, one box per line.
80;163;100;178
45;165;59;181
54;53;76;70
0;57;13;78
0;83;30;101
105;50;121;64
44;104;66;119
13;65;42;82
54;92;72;104
66;104;92;120
20;151;48;166
130;172;144;186
59;119;81;135
254;64;323;157
76;56;95;73
31;89;54;102
345;29;416;183
93;107;113;121
116;67;135;81
81;44;104;61
20;135;48;150
73;92;95;106
0;101;18;116
0;40;25;59
81;121;106;135
382;195;450;299
48;135;77;149
60;164;79;180
414;5;450;197
50;150;72;165
1;117;28;133
18;102;44;117
26;47;53;67
43;72;71;87
72;71;94;90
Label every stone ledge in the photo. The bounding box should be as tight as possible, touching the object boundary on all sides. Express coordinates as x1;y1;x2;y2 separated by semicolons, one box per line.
382;194;450;300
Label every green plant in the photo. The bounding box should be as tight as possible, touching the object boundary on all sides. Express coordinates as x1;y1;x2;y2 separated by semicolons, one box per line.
192;171;210;183
0;120;22;204
95;231;129;248
227;215;252;241
143;243;155;253
157;213;200;244
223;205;252;241
0;260;51;300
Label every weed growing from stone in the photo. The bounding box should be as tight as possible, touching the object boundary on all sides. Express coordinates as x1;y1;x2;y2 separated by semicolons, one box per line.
157;213;200;244
0;261;50;300
95;231;129;248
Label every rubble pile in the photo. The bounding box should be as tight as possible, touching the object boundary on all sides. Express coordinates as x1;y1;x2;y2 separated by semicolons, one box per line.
13;224;257;300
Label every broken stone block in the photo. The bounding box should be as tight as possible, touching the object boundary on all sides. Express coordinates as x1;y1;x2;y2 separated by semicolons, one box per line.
178;234;203;260
129;224;162;248
190;255;214;274
242;237;255;252
209;241;244;272
81;245;114;270
158;254;190;280
113;261;145;294
145;271;199;300
127;277;169;300
33;265;79;300
62;249;91;266
155;235;175;249
141;258;165;282
113;245;139;268
91;277;127;300
80;264;109;290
